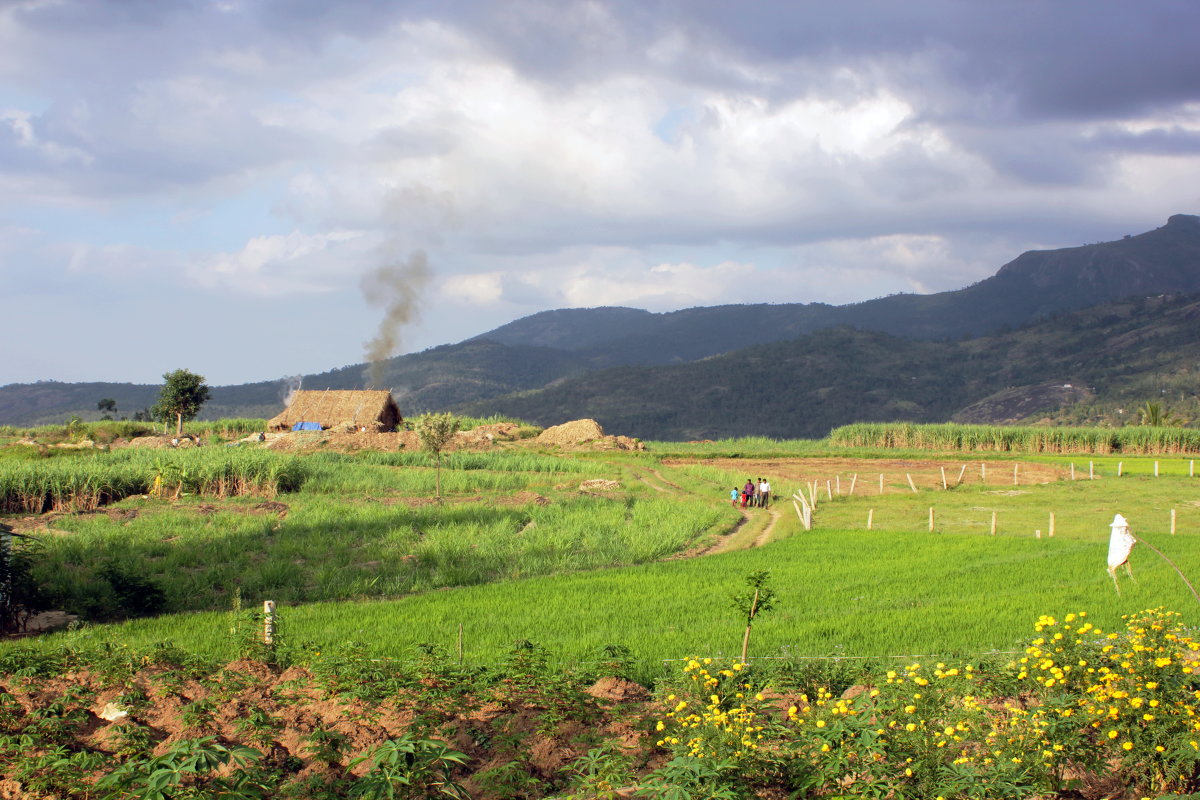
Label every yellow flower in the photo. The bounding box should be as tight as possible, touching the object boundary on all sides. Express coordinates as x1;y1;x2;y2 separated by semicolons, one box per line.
1122;741;1133;751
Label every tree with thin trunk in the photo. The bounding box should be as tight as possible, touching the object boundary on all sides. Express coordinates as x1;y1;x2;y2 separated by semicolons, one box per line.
414;412;461;500
152;369;211;436
731;570;777;663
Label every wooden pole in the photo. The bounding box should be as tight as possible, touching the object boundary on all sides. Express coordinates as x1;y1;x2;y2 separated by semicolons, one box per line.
981;462;987;482
1035;529;1042;539
1070;463;1075;480
956;464;967;486
1049;512;1055;538
906;473;919;494
929;507;935;532
867;509;874;530
849;474;858;495
1191;460;1195;478
1013;463;1019;486
835;475;841;495
1089;461;1095;480
263;600;276;646
1171;508;1177;535
808;482;817;508
1118;461;1123;477
826;480;832;501
940;467;948;490
1155;461;1160;477
990;511;997;536
879;473;884;494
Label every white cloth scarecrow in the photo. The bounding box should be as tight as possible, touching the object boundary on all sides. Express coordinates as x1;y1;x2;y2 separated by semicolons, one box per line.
1107;513;1136;594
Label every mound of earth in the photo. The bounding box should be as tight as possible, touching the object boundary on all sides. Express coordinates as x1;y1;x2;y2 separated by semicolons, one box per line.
122;435;202;449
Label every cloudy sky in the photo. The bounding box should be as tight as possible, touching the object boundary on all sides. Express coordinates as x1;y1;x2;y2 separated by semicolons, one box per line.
3;0;1200;386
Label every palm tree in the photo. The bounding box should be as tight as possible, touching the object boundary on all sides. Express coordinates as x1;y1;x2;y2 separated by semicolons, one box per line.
1138;401;1184;427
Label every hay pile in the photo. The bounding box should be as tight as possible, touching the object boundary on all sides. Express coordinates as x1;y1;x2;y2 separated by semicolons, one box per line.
535;419;645;451
537;419;605;446
579;479;621;491
124;435;201;450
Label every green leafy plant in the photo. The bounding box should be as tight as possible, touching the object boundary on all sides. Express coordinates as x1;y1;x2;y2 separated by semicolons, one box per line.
347;735;468;799
303;727;350;768
730;570;776;662
95;735;260;800
413;412;462;500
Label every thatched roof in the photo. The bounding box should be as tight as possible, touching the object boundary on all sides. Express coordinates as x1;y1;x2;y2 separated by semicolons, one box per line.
267;390;402;432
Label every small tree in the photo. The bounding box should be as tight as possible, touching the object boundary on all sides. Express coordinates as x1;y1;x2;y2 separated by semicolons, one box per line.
731;570;776;663
0;529;46;635
153;369;211;435
414;412;461;500
97;398;118;420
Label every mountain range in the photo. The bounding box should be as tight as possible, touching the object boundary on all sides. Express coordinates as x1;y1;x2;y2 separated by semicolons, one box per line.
3;214;1199;437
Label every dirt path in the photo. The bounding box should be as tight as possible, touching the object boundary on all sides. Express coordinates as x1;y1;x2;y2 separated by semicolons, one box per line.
640;462;784;558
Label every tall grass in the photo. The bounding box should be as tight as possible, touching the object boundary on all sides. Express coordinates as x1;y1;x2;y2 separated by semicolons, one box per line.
0;449;306;512
829;422;1200;454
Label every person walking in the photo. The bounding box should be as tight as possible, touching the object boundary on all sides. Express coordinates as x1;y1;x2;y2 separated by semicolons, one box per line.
730;487;740;508
742;478;755;508
758;477;771;509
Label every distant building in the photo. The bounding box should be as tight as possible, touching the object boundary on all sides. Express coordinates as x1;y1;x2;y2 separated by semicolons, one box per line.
267;390;402;432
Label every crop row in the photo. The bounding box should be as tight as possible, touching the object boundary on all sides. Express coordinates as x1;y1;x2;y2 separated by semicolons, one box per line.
829;421;1200;454
0;449;306;512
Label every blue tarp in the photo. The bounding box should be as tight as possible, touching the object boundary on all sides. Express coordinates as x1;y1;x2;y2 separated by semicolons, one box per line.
292;421;322;431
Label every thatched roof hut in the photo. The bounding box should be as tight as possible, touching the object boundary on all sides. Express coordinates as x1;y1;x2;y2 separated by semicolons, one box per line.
267;390;402;432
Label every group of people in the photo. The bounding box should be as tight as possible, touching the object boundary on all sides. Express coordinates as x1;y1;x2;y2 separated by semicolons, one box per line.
732;477;770;509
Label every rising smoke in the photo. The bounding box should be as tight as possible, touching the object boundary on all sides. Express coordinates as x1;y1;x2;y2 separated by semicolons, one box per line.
360;249;430;389
280;375;304;407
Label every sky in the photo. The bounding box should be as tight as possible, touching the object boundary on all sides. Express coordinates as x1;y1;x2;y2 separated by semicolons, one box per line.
3;0;1200;387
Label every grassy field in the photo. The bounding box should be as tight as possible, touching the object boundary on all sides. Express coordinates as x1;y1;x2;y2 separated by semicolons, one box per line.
5;439;1198;680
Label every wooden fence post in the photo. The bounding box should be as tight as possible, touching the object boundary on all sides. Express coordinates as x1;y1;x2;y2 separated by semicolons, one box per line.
929;507;935;532
956;464;967;486
836;475;841;496
849;474;858;495
826;480;832;501
867;509;874;530
1089;461;1095;480
906;474;919;494
1049;512;1055;538
990;511;997;536
879;473;884;494
1155;461;1160;477
940;467;948;490
1070;463;1075;480
1171;508;1177;535
1013;464;1019;486
1118;461;1123;477
981;462;987;482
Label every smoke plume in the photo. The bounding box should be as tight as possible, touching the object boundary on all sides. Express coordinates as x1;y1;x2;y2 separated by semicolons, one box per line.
361;249;430;388
280;375;303;407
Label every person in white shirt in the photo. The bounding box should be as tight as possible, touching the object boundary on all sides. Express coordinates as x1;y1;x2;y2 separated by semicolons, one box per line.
758;478;770;508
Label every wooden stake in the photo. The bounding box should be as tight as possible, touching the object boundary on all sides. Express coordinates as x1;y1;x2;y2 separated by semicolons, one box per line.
263;600;276;646
982;462;987;482
808;482;817;508
867;509;874;530
1089;461;1094;480
1070;463;1075;480
940;466;948;490
956;464;967;486
1118;461;1123;477
906;473;919;494
1049;512;1055;538
990;511;997;536
849;474;858;495
1035;529;1042;539
1171;508;1177;535
835;475;841;495
929;507;935;532
879;473;884;494
1191;460;1195;477
826;480;832;501
1155;461;1160;477
1013;463;1019;486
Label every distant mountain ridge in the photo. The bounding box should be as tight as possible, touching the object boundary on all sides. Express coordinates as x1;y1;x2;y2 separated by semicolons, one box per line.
2;214;1198;431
